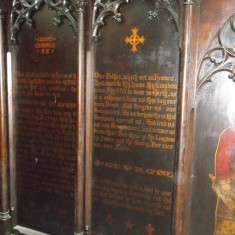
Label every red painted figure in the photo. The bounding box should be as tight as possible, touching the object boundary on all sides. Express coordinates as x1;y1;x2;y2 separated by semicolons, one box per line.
213;127;235;234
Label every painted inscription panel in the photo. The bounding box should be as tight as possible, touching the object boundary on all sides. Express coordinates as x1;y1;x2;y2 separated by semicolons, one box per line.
13;5;77;235
92;1;180;234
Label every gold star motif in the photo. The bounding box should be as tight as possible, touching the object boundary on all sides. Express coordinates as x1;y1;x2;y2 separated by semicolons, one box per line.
105;214;113;225
125;220;134;230
58;208;66;217
146;223;155;235
43;204;50;213
30;201;35;209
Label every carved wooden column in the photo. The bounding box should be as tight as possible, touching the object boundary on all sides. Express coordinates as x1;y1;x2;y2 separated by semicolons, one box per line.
85;49;92;235
174;0;194;234
0;7;11;234
75;1;87;235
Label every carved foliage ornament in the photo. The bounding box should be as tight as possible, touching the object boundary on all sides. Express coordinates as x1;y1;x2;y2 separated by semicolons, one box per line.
11;0;87;43
92;0;179;41
148;0;179;30
92;0;130;41
198;14;235;91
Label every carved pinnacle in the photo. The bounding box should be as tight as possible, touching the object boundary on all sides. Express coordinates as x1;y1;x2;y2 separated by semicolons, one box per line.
74;0;87;12
184;0;194;5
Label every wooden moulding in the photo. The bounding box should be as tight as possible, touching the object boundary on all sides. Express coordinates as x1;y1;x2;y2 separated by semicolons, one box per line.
0;6;11;235
174;0;195;234
75;1;87;235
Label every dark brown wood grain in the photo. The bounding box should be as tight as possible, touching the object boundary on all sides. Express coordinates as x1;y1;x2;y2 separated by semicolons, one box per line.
0;4;11;235
175;1;235;235
1;1;234;235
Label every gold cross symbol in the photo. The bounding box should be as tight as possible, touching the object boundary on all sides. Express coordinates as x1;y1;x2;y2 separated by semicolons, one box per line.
146;223;155;235
125;27;145;53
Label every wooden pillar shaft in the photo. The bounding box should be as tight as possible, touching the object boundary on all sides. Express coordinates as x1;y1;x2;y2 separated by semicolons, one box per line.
75;1;87;235
0;8;10;222
84;50;93;235
174;1;194;234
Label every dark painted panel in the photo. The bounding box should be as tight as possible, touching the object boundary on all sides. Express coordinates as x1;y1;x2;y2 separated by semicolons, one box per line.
189;13;235;235
92;1;180;234
13;4;77;235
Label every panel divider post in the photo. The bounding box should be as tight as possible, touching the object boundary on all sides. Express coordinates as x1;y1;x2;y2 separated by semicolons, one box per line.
174;0;194;235
75;1;87;235
8;48;17;228
0;8;11;235
84;50;93;235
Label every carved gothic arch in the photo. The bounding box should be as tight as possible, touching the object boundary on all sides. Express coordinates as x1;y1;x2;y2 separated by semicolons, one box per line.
92;0;180;41
197;13;235;91
10;0;87;43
